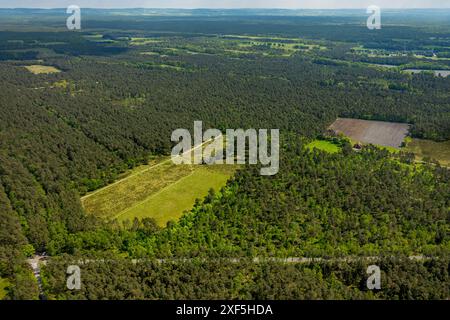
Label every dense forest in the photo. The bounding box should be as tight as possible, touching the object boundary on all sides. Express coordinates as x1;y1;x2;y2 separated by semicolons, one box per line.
0;9;449;299
37;139;450;299
42;255;449;300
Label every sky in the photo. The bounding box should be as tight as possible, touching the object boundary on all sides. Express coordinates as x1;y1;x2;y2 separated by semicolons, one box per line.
0;0;449;9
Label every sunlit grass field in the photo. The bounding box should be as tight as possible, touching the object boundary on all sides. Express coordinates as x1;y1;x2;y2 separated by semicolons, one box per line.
307;140;341;153
24;65;61;74
82;136;237;226
82;158;192;218
115;165;236;226
82;160;236;226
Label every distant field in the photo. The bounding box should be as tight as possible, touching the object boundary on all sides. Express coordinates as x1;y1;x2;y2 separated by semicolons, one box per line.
306;140;341;153
0;278;9;300
130;37;163;46
403;69;450;77
329;118;410;148
115;165;235;226
24;65;61;74
405;139;450;166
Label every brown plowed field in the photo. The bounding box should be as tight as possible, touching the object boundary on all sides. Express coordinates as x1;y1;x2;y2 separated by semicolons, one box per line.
329;118;410;148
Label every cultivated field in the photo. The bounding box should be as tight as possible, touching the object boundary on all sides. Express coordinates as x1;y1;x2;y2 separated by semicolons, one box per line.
24;65;61;74
329;118;410;148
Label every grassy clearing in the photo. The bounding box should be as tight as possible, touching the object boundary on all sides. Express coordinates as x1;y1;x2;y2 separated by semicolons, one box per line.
218;35;326;58
341;135;401;153
0;278;9;300
24;65;61;74
82;137;236;225
243;41;322;52
115;165;236;226
379;145;401;153
82;158;192;218
141;62;186;71
116;96;146;109
405;139;450;166
222;34;325;46
140;51;161;56
130;37;163;46
307;140;341;153
83;34;103;40
52;79;69;88
154;64;185;71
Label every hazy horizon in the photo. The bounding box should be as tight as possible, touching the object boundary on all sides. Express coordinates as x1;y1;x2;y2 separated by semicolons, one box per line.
0;1;449;9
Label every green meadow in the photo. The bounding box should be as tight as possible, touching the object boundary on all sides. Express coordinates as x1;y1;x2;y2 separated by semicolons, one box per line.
115;165;235;226
82;158;192;218
307;140;341;153
82;148;236;226
24;65;61;74
307;135;450;167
